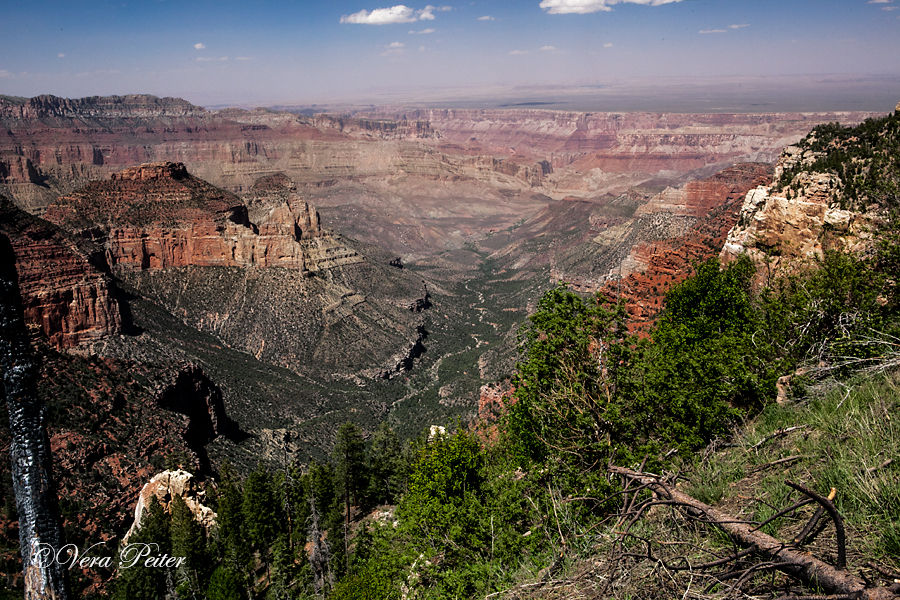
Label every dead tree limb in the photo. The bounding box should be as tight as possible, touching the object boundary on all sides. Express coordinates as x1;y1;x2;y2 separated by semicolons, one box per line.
784;481;846;569
749;455;805;473
609;466;898;600
794;488;835;546
0;234;68;599
752;497;815;533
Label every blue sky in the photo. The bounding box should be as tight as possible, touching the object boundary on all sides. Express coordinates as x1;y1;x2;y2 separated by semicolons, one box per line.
0;0;898;107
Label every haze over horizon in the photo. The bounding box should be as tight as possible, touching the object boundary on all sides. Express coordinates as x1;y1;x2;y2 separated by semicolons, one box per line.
2;0;899;111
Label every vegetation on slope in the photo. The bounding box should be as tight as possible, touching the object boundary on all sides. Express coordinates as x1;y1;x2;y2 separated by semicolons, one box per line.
7;111;900;599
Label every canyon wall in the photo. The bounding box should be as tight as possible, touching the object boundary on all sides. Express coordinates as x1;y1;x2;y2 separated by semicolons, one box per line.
0;196;124;349
1;95;881;219
44;162;362;274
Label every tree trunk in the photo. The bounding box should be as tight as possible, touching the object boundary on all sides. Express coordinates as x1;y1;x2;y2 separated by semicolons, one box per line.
610;466;899;600
0;234;68;600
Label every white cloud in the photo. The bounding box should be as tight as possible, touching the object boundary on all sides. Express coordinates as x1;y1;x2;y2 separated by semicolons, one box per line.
0;70;9;77
509;50;530;55
699;29;727;33
57;53;65;58
539;0;683;15
194;43;206;49
884;5;899;9
419;45;426;51
388;41;405;48
418;5;451;19
409;28;436;33
341;5;417;24
540;45;557;51
603;42;613;47
478;15;494;20
235;56;251;61
342;4;448;24
729;23;749;28
197;56;228;61
868;1;891;4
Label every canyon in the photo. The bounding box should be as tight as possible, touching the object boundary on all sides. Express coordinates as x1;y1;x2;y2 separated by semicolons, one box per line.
0;93;890;594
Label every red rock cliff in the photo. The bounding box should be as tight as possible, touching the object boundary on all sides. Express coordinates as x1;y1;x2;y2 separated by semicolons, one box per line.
44;162;360;273
0;196;124;349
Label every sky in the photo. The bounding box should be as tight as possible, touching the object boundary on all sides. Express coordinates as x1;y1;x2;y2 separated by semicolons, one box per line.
1;0;899;110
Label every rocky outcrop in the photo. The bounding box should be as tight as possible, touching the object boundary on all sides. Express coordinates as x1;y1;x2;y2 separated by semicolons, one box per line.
124;470;216;545
720;148;879;279
0;195;124;349
44;162;361;274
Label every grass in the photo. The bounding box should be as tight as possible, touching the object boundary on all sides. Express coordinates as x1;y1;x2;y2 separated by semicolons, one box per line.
507;370;900;600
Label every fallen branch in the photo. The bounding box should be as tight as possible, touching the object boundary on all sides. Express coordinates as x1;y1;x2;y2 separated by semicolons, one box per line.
749;455;805;474
751;425;808;451
865;459;894;476
793;488;836;546
609;466;899;600
784;481;846;569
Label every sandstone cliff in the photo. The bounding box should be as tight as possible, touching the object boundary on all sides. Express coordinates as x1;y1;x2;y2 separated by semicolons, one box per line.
44;162;361;274
0;195;124;349
720;147;880;280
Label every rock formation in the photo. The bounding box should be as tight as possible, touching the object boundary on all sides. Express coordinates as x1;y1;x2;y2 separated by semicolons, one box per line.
720;147;879;280
155;363;234;448
124;470;216;545
0;195;124;349
44;162;361;274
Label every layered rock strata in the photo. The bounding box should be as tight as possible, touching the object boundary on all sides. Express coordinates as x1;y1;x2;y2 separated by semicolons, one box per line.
541;164;773;327
44;162;361;274
0;195;124;349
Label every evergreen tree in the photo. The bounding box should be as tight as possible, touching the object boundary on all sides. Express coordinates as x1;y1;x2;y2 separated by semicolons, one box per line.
367;422;404;504
307;495;332;597
113;496;171;600
242;463;282;574
206;566;244;600
170;494;209;598
333;423;366;565
215;461;251;594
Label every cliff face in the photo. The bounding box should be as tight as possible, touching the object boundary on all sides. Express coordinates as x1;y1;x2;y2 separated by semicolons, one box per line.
44;162;361;274
489;163;772;328
720;147;879;280
355;108;877;190
598;163;774;327
0;196;124;349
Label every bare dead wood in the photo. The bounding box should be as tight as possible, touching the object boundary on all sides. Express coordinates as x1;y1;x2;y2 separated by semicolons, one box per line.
751;425;808;451
785;481;846;569
752;497;815;533
865;459;893;476
0;234;68;600
865;562;900;582
749;455;805;473
609;466;899;600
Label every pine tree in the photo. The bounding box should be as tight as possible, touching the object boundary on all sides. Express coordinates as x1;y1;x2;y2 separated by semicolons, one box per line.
307;495;332;597
215;461;251;594
205;566;243;600
242;463;282;576
113;496;171;600
333;423;366;567
368;422;404;504
170;494;209;597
